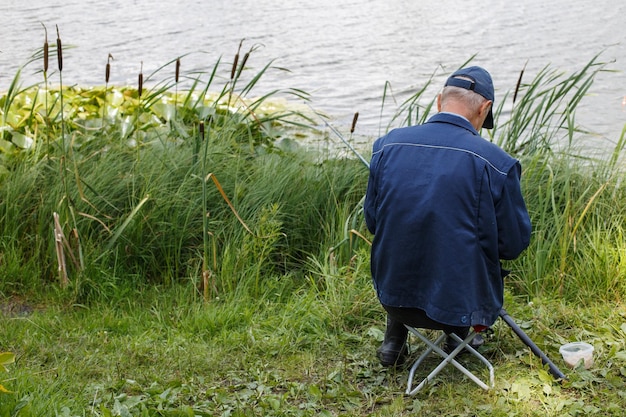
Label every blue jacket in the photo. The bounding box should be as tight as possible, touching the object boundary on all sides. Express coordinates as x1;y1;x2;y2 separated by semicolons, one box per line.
364;112;531;328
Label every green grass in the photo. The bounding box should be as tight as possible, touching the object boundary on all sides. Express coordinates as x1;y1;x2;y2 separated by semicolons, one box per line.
2;283;626;416
1;43;626;415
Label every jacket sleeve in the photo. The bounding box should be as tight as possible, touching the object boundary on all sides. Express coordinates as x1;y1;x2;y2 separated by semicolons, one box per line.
364;143;382;235
496;162;532;260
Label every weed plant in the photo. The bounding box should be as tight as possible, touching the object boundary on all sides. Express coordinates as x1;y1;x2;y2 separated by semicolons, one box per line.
1;43;626;415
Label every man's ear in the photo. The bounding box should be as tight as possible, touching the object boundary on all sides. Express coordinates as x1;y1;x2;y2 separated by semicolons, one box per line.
481;100;493;117
437;94;442;112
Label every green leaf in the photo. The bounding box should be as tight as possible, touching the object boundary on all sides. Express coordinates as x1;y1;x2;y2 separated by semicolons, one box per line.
543;383;553;395
308;384;322;399
367;327;384;342
10;131;34;149
0;352;15;372
151;102;175;122
538;368;553;383
105;195;150;251
511;382;532;400
0;137;15;153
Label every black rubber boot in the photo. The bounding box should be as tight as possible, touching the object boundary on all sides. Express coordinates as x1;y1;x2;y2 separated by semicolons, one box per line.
443;331;485;354
377;316;409;367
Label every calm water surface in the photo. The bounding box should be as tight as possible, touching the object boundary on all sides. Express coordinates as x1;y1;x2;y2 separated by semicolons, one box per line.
1;0;625;143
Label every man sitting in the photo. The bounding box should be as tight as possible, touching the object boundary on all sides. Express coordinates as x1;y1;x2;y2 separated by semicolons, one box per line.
364;66;532;366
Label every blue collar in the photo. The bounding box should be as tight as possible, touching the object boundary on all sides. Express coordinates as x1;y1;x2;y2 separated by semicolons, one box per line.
427;112;479;135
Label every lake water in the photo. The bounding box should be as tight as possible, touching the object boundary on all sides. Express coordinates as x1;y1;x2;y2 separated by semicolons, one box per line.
1;0;625;145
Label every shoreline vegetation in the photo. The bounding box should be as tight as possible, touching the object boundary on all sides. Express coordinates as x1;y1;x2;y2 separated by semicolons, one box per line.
2;36;626;415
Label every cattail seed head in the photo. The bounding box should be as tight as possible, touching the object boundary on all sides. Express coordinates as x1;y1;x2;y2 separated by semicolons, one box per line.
42;24;49;73
350;112;359;134
200;121;205;138
230;39;245;80
105;53;113;84
44;42;49;73
138;62;143;98
175;58;181;83
513;61;527;106
236;51;250;79
230;53;239;80
56;25;63;72
240;52;250;69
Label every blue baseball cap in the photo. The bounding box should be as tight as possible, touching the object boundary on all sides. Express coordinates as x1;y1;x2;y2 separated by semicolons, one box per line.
444;66;494;129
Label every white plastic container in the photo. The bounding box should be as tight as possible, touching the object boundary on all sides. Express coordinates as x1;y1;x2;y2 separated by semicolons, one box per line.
559;342;594;369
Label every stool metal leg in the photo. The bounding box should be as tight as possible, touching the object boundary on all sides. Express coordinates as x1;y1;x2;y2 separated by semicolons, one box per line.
406;332;447;394
405;326;494;395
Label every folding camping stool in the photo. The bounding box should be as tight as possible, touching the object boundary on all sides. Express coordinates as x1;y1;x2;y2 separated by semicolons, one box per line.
404;325;494;395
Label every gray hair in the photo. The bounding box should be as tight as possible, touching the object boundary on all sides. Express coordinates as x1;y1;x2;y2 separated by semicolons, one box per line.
441;83;488;113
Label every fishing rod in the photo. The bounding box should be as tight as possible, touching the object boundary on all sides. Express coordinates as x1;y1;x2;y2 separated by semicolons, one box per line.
310;107;567;380
500;309;567;379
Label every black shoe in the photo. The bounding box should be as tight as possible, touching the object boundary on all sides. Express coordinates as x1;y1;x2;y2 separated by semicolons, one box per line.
377;315;409;367
443;333;485;355
377;341;408;367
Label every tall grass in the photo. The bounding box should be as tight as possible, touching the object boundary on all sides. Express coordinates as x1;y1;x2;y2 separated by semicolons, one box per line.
491;55;626;302
0;42;363;306
514;141;626;301
381;55;626;303
493;54;611;155
3;45;626;414
0;46;625;306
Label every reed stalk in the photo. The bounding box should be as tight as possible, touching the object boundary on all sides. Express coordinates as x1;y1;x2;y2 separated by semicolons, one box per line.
55;25;70;252
56;25;65;150
227;40;244;109
174;57;180;123
512;60;527;106
350;112;359;134
102;53;113;126
42;23;50;155
138;62;143;99
199;120;215;301
135;61;143;155
53;212;69;287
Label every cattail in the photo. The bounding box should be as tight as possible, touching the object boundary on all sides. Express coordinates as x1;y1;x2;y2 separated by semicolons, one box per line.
56;25;65;148
200;120;205;139
102;54;113;124
236;50;250;80
513;61;527;106
230;53;239;80
240;51;250;70
44;41;49;73
350;112;359;134
138;61;143;98
175;57;181;83
230;39;244;80
105;53;113;84
56;25;63;72
42;23;49;74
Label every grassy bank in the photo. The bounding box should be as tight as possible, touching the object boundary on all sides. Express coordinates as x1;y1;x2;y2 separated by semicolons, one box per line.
2;287;626;416
1;43;626;415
